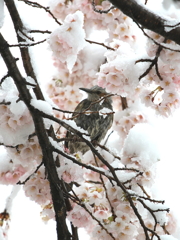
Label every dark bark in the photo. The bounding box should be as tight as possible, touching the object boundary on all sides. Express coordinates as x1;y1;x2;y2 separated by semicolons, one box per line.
120;97;128;110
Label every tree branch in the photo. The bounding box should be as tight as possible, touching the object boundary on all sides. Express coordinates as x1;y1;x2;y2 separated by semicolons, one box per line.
0;32;71;240
4;0;44;100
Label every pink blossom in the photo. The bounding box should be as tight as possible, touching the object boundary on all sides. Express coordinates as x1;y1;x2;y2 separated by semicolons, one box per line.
67;204;93;228
49;11;86;72
24;167;52;205
0;165;26;184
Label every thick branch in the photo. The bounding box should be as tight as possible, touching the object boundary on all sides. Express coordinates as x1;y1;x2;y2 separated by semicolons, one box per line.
108;0;180;45
4;0;44;100
0;33;70;240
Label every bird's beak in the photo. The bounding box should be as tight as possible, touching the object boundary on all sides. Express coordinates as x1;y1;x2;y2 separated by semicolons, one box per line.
79;87;92;93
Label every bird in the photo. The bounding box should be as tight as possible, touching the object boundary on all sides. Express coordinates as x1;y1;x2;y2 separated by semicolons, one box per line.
65;85;113;154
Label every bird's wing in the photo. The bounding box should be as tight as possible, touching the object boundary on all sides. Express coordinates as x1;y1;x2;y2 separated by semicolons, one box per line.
88;112;113;142
73;99;93;131
74;100;113;142
64;99;91;149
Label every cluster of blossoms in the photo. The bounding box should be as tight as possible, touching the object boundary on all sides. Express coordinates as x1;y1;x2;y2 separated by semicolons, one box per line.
67;180;138;240
6;136;42;168
0;78;41;185
47;81;83;112
56;155;85;183
142;30;180;116
0;136;42;187
0;78;34;145
67;166;175;240
50;0;137;44
23;167;52;206
0;136;42;185
40;203;55;222
49;11;86;73
97;42;140;97
0;163;26;185
113;108;146;141
142;69;180;116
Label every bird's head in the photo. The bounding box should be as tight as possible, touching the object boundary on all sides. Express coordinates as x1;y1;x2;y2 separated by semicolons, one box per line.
79;86;110;101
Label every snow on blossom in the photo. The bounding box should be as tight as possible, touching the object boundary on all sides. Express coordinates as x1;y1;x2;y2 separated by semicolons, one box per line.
122;123;160;169
0;77;18;102
6;137;42;172
80;43;106;78
1;0;179;239
10;100;27;116
97;41;145;97
49;0;70;20
0;77;34;145
115;171;137;183
0;105;34;146
57;156;85;183
113;104;146;141
49;10;86;72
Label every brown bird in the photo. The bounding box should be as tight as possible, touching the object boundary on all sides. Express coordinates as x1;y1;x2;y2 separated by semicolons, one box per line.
65;86;113;154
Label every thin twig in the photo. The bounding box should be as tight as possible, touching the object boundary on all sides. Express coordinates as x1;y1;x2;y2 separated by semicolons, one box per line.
86;39;115;51
18;0;62;25
18;29;34;41
17;162;43;185
92;0;115;14
29;29;52;34
93;153;116;219
136;22;180;52
0;101;11;105
68;193;116;240
135;35;166;80
0;73;10;85
9;39;46;48
96;142;121;161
